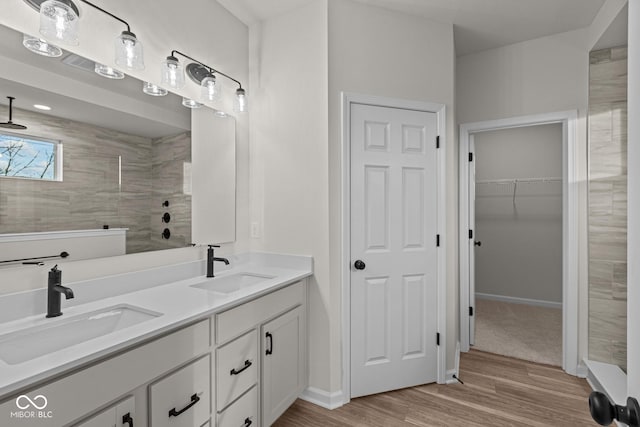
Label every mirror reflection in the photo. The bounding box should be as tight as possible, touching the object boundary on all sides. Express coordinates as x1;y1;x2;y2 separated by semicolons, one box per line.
0;23;236;264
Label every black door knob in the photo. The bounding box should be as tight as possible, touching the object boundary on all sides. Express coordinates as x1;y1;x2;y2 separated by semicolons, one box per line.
474;241;482;247
354;260;366;270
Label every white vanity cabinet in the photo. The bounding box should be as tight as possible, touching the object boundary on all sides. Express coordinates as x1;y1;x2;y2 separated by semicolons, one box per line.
0;278;308;427
74;396;134;427
0;320;210;427
261;306;305;426
215;281;307;426
149;355;211;427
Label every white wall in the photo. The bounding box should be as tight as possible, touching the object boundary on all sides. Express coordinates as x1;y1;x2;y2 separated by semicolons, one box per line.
456;27;590;363
249;0;456;397
474;124;563;304
248;1;331;391
0;0;250;294
626;0;639;399
328;0;456;387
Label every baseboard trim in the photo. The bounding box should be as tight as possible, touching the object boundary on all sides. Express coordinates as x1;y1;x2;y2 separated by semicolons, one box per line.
476;293;562;309
300;387;345;410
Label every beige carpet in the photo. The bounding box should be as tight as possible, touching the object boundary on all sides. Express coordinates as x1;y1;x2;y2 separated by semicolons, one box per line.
473;298;562;366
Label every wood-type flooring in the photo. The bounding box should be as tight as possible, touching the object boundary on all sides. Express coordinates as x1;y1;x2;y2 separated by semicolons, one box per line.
274;350;597;426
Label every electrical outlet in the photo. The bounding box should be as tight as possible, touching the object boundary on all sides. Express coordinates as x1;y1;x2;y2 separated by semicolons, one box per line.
251;222;260;238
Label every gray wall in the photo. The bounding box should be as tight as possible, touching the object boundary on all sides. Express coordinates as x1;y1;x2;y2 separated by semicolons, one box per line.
474;123;563;304
588;46;628;371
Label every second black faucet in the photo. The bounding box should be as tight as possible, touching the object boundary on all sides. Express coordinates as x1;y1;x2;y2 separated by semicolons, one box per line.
207;245;229;278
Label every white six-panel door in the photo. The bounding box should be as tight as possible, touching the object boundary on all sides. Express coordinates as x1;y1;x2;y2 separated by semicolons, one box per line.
350;103;438;398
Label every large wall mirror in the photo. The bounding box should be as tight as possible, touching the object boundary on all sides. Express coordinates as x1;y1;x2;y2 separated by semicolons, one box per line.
0;22;236;266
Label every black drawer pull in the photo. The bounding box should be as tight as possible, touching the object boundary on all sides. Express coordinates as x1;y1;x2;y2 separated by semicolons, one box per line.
244;417;253;426
122;412;133;426
230;359;252;375
168;394;200;418
265;332;273;355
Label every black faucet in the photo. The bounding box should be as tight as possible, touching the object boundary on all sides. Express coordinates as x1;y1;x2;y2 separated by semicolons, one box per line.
207;245;230;278
46;265;74;318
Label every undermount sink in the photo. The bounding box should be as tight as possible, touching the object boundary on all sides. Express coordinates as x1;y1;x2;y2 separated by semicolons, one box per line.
191;272;275;294
0;304;161;365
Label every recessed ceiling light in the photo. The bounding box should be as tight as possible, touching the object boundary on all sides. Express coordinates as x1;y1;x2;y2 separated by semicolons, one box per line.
33;104;52;111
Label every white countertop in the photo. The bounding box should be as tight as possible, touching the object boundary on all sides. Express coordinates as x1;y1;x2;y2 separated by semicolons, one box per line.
0;252;313;398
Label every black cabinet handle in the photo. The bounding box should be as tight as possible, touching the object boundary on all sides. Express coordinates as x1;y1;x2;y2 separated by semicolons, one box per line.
244;417;253;426
122;413;133;427
354;260;366;270
474;241;482;247
230;359;252;375
265;332;273;355
168;394;200;418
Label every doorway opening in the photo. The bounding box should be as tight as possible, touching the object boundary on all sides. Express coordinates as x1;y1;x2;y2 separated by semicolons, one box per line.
472;123;563;366
459;111;580;376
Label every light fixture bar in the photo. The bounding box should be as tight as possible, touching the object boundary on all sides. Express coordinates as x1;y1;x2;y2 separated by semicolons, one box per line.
170;50;243;90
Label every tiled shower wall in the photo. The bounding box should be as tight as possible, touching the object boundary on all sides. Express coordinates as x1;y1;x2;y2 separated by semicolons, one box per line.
588;47;628;370
150;132;192;251
0;106;192;255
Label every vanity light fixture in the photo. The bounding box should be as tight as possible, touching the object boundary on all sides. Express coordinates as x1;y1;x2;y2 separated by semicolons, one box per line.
22;34;63;57
234;88;248;113
142;82;168;97
165;50;248;112
24;0;145;70
94;62;124;79
182;97;203;109
160;54;185;89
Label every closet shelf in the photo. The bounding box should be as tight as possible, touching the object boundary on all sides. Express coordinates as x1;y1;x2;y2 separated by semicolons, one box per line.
476;177;562;185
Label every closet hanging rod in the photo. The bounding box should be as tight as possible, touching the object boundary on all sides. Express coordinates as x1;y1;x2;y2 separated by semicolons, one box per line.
476;177;562;185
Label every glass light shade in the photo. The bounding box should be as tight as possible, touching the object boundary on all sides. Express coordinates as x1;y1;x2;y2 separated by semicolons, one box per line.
182;97;203;109
142;82;168;97
94;63;125;79
200;75;222;102
234;88;248;113
22;34;63;57
161;56;185;89
115;31;144;70
39;0;80;46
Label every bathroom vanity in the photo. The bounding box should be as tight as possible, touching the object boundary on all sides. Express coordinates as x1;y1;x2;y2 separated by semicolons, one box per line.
0;253;311;427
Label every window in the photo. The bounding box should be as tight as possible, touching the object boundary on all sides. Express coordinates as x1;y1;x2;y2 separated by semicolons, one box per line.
0;133;61;181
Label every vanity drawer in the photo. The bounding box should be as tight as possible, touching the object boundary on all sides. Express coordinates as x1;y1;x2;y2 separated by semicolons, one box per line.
217;386;258;427
217;329;258;410
216;281;304;344
149;355;211;427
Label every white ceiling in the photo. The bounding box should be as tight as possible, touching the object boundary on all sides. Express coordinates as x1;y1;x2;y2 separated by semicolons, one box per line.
218;0;607;56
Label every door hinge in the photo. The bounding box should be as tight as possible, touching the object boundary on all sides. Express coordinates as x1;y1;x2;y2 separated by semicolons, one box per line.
436;135;440;149
436;333;440;346
469;306;474;316
469;229;473;239
436;234;440;247
469;152;474;162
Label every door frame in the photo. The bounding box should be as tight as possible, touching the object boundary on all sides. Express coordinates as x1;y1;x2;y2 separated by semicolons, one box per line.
341;92;447;404
458;111;579;375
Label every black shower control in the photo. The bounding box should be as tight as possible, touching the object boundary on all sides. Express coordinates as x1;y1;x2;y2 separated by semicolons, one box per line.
162;200;170;207
162;212;171;223
162;228;171;239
